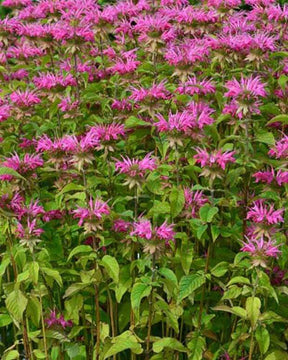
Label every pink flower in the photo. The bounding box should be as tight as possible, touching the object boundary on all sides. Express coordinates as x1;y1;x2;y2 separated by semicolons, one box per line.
33;73;77;90
0;104;11;122
15;218;44;241
155;221;175;241
176;77;216;96
86;123;126;143
10;90;41;107
115;153;157;178
224;76;267;99
43;210;64;222
130;218;175;243
184;188;208;218
247;200;284;225
130;219;152;240
269;135;288;159
73;198;110;227
45;310;72;329
0;153;43;180
113;219;131;233
253;168;288;186
129;82;171;103
194;148;235;170
241;236;281;259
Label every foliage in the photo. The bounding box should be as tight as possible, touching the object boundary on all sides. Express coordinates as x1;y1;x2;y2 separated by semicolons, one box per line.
0;0;287;360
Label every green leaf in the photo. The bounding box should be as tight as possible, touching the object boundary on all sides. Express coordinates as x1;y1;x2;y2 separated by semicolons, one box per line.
27;296;41;326
222;286;242;300
68;245;93;261
227;276;250;286
0;167;27;182
125;116;149;128
33;350;47;359
103;331;143;359
187;334;205;360
211;225;220;242
266;115;288;126
115;265;132;303
177;273;205;303
153;338;187;353
0;313;12;327
278;75;288;91
101;255;120;283
64;283;89;298
246;297;261;328
5;290;28;322
211;262;229;277
212;305;247;319
131;283;152;319
16;270;30;283
255;130;275;145
180;237;193;275
264;351;288;360
256;327;270;355
196;224;208;240
199;205;218;223
2;350;19;360
65;295;83;325
41;267;62;287
169;187;185;218
29;262;39;285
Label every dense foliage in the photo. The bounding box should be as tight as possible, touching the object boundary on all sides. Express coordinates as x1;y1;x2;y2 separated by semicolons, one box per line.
0;0;288;359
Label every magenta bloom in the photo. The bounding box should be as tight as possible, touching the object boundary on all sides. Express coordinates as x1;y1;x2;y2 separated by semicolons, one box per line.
130;219;153;240
73;198;110;227
269;135;288;159
129;82;171;103
130;218;175;246
33;73;77;90
0;104;11;122
0;153;43;180
241;236;281;259
253;168;288;186
86;123;126;143
247;200;284;225
224;76;267;118
184;188;208;218
45;310;72;329
224;76;267;99
194;148;235;170
115;153;157;187
176;77;215;96
10;90;41;107
113;219;131;233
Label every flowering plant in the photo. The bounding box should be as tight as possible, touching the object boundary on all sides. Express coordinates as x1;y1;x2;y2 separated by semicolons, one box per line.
0;0;287;360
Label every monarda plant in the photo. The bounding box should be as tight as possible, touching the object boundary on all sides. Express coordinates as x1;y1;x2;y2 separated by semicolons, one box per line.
0;0;287;359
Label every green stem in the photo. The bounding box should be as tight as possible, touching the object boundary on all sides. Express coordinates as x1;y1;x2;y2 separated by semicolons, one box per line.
145;254;156;359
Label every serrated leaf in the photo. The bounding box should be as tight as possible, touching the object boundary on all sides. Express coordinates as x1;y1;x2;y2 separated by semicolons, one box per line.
169;187;185;218
131;283;152;319
103;331;143;359
115;265;132;303
101;255;119;283
200;205;218;223
153;338;187;353
180;237;193;275
266;115;288;126
246;297;261;328
256;327;270;355
211;262;229;277
29;262;39;285
41;267;62;287
5;290;28;322
227;276;250;286
0;167;27;182
177;273;205;303
187;334;205;360
0;313;12;327
64;283;89;298
2;350;19;360
125;116;149;128
255;130;275;145
27;296;41;326
212;305;247;319
68;245;93;261
264;351;288;360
